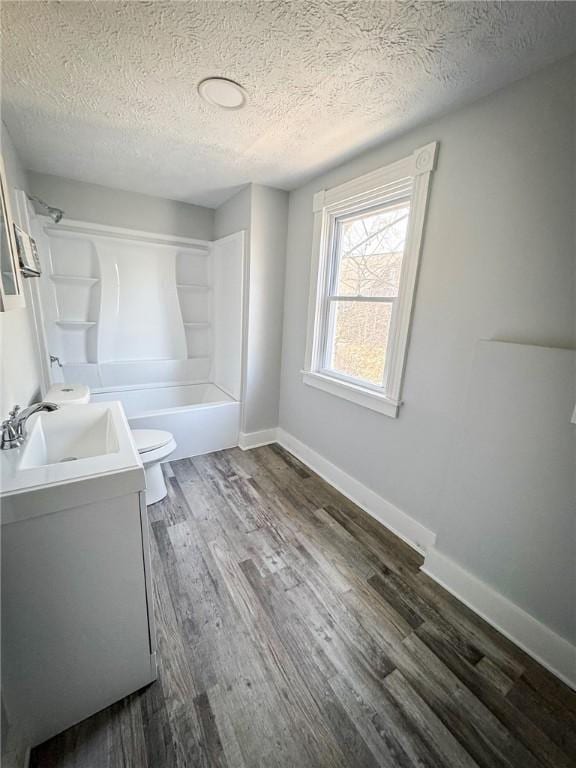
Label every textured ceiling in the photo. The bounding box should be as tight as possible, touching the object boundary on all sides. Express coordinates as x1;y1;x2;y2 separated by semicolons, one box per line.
2;1;576;207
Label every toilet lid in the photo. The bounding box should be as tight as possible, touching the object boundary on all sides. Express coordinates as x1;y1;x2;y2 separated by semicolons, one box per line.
132;429;174;454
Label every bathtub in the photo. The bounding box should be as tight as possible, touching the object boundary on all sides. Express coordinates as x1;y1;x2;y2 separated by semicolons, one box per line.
91;383;241;461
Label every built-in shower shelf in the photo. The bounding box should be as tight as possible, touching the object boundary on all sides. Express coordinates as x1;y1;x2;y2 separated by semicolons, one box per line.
183;321;211;328
176;283;210;290
187;355;211;361
51;274;100;285
56;320;97;328
56;361;95;367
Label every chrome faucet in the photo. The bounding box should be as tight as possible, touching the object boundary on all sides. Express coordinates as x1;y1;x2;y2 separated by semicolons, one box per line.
1;402;60;450
0;408;21;450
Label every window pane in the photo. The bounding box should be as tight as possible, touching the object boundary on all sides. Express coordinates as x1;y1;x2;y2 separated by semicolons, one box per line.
328;300;393;386
334;203;410;298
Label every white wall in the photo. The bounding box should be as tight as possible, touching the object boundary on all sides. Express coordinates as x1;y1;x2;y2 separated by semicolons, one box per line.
28;172;214;240
278;56;576;674
214;186;251;241
247;185;289;433
215;184;288;434
1;124;43;768
212;233;245;401
434;341;575;643
0;122;43;417
279;56;575;532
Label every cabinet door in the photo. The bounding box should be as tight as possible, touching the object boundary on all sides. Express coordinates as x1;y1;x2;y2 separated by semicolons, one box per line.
2;493;156;746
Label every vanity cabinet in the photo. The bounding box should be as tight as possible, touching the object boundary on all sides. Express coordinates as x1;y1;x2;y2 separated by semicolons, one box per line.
1;486;157;748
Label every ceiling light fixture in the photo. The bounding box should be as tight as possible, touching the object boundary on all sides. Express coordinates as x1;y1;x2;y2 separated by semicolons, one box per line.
198;77;247;110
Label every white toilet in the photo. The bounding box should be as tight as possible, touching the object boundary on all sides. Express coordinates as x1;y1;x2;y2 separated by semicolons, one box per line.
45;384;177;505
129;428;177;504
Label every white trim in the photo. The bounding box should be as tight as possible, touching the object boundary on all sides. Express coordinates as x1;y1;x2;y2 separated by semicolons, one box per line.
302;371;399;417
422;547;576;691
320;146;428;208
92;379;211;394
238;428;278;450
41;216;211;252
209;230;249;432
123;399;236;421
210;230;245;248
0;154;27;310
383;154;436;398
245;431;575;689
303;142;438;417
276;428;436;555
12;190;52;393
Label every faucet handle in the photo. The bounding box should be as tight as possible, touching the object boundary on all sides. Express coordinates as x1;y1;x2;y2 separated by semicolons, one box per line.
8;405;21;419
1;417;21;449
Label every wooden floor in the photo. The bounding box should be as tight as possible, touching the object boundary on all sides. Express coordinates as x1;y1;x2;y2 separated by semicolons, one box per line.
32;445;576;768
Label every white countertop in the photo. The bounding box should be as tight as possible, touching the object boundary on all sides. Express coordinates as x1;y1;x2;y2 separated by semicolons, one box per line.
1;401;145;524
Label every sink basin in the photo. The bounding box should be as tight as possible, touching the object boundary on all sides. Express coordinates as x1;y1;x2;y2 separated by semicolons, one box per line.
0;402;144;509
19;406;120;469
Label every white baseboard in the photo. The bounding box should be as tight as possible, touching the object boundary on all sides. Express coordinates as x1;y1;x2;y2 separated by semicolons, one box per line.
238;428;278;451
276;428;436;555
241;428;575;688
422;547;576;691
242;427;574;689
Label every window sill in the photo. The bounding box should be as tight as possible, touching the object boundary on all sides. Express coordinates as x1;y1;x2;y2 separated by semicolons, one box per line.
302;371;400;418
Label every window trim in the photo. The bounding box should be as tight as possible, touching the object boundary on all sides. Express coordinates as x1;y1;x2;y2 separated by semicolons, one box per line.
303;142;438;418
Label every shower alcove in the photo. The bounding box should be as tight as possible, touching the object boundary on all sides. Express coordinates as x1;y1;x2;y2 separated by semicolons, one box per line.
33;218;246;460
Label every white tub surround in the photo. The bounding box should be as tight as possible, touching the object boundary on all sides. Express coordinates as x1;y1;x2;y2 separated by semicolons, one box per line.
30;217;246;459
34;219;213;377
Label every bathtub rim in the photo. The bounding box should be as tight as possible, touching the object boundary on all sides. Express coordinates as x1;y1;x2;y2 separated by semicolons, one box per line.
91;382;238;420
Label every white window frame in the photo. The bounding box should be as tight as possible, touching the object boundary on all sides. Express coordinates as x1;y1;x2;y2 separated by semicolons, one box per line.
302;141;438;418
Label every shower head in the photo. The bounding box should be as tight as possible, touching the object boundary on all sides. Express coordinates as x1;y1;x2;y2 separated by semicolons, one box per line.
28;195;64;223
47;205;63;223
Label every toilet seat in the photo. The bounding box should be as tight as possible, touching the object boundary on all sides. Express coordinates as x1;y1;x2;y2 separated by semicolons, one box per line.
131;429;177;505
135;435;177;467
131;429;174;455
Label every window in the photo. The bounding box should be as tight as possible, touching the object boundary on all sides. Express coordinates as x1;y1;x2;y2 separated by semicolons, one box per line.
303;142;438;417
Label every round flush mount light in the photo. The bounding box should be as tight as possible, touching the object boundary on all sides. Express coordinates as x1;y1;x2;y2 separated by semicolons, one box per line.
198;77;247;110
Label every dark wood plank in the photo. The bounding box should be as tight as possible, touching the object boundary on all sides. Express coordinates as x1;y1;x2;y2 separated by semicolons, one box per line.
31;445;576;768
239;558;383;768
209;537;351;768
383;670;480;768
506;674;576;760
475;656;515;695
393;633;543;768
193;692;229;768
414;621;573;768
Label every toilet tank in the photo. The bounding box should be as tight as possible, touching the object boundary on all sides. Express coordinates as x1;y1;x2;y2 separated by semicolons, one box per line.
45;384;91;405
